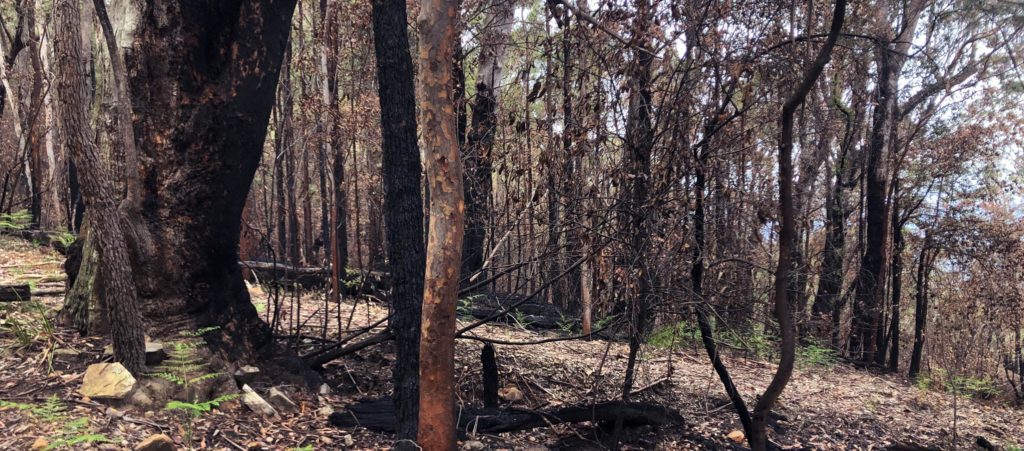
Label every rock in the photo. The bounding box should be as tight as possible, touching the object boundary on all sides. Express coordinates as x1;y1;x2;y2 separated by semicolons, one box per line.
53;348;80;357
317;395;334;416
498;386;524;403
135;434;175;451
246;442;263;451
105;407;124;418
30;437;48;451
267;387;298;412
341;435;354;447
145;341;167;366
319;436;334;445
727;430;745;444
318;404;335;417
80;363;137;399
241;384;279;418
140;377;175;401
128;389;154;409
318;383;332;395
234;365;260;385
462;440;486;450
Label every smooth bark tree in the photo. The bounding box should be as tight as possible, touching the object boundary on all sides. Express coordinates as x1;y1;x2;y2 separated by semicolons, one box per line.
749;0;845;448
416;0;463;448
371;0;426;447
53;0;146;374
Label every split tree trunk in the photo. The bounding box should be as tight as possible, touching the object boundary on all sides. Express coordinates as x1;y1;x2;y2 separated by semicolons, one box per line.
118;0;298;363
53;0;145;374
749;1;845;448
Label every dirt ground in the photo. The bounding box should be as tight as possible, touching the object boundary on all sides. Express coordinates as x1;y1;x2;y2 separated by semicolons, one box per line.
0;236;1021;450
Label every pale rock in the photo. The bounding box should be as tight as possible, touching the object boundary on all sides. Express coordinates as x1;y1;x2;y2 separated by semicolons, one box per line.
462;440;486;450
318;404;335;417
267;386;298;411
80;363;137;399
726;430;745;444
341;435;355;447
53;348;81;357
241;384;279;418
103;340;165;365
234;365;260;385
144;341;167;366
30;437;48;451
318;383;332;395
498;386;524;403
105;407;124;418
134;433;175;451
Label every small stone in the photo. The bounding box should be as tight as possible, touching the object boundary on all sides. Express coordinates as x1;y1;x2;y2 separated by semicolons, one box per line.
143;410;155;418
319;436;334;445
462;440;486;450
726;430;745;444
267;387;298;411
30;437;48;451
81;363;137;399
318;404;335;417
234;365;260;385
141;377;175;401
498;386;524;403
145;341;167;366
105;407;124;418
318;383;332;395
241;384;279;418
53;348;80;357
135;433;175;451
246;442;263;451
341;435;354;447
128;389;154;409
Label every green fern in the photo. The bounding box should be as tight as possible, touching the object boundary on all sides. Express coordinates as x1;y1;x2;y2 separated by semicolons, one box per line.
0;210;31;232
0;397;110;449
151;327;237;449
166;393;241;417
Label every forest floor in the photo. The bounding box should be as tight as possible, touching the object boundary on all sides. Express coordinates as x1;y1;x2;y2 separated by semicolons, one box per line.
0;236;1021;450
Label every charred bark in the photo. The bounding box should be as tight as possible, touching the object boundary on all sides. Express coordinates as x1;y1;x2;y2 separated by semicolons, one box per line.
371;0;427;445
121;0;300;367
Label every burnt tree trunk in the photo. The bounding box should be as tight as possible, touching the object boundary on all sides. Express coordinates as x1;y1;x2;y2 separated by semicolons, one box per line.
371;0;427;446
908;237;934;379
749;1;844;448
461;0;513;283
120;0;298;364
849;1;923;362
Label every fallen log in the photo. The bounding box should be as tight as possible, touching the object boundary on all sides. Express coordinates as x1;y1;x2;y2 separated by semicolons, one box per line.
328;398;683;434
3;230;72;255
467;293;577;330
0;284;31;302
239;260;388;293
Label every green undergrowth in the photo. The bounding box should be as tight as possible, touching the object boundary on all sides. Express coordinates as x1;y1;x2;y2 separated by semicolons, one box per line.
647;319;837;367
0;396;110;449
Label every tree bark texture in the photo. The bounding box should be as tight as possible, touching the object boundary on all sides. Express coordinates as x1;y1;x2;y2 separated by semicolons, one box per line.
53;0;146;374
416;0;464;447
122;0;298;362
371;0;427;446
